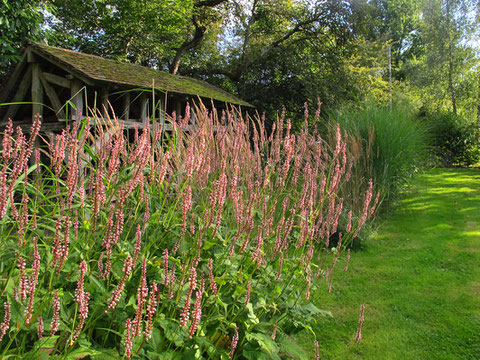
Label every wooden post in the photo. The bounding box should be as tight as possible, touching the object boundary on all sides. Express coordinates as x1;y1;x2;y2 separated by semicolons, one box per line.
158;95;165;126
100;88;109;119
31;63;43;118
70;79;83;121
123;92;131;121
139;92;148;126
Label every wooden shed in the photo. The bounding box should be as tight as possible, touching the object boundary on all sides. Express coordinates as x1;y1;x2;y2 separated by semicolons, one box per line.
0;40;251;132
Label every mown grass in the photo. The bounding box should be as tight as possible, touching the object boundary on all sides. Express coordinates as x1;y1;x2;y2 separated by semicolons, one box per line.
297;168;480;359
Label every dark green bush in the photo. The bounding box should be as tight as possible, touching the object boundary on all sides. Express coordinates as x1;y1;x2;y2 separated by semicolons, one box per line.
425;112;480;167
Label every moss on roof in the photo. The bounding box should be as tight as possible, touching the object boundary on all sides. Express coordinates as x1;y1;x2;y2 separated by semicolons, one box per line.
29;41;251;107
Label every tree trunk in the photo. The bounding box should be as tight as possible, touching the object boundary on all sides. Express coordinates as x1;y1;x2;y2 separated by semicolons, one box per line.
477;70;480;123
448;52;457;115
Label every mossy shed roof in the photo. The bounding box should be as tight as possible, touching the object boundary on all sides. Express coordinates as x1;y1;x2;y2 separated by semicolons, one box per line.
28;41;251;107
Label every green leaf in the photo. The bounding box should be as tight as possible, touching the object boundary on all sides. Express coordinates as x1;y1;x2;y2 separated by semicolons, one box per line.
158;319;187;347
91;348;121;360
277;334;308;359
246;332;280;359
246;303;259;325
65;347;100;359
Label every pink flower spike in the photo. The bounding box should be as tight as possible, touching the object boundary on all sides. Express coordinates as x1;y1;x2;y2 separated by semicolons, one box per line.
0;301;11;342
124;318;133;359
344;249;351;271
163;248;169;287
355;304;365;344
145;282;159;340
37;316;43;340
229;325;239;358
50;291;60;335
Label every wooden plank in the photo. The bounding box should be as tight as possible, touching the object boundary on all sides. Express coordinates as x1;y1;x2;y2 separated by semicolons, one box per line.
122;92;130;121
38;69;67;120
30;48;94;86
0;52;27;104
43;72;71;88
3;65;33;122
31;63;44;117
70;79;84;120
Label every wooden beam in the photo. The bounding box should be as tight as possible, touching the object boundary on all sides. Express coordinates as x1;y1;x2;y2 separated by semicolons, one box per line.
30;48;94;86
0;52;27;104
122;92;130;121
3;65;33;122
31;63;44;118
70;79;84;120
38;69;67;120
43;72;71;88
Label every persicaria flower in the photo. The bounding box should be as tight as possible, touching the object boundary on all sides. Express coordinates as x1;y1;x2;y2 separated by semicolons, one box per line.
145;282;158;340
105;255;133;312
133;225;142;265
271;320;278;340
207;258;217;296
346;210;353;233
50;291;60;335
189;277;204;338
133;259;148;337
163;248;169;287
244;280;251;307
344;249;351;271
315;340;320;360
0;301;11;342
229;325;239;358
37;316;43;339
17;257;28;303
124;318;133;359
179;267;197;327
71;261;90;344
355;304;365;344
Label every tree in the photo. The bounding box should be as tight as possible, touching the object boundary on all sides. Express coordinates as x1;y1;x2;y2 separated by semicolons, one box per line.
0;0;49;80
406;0;479;115
182;0;355;119
48;0;227;72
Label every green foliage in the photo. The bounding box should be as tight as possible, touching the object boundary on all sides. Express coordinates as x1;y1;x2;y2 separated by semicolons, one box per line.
328;104;429;213
0;0;49;79
423;111;480;167
47;0;195;67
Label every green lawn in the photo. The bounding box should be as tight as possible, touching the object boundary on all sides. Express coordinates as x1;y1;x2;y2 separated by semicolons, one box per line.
297;168;480;359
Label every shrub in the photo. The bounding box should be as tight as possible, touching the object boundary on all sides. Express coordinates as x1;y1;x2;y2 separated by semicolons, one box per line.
424;111;480;167
326;104;428;215
0;104;376;358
